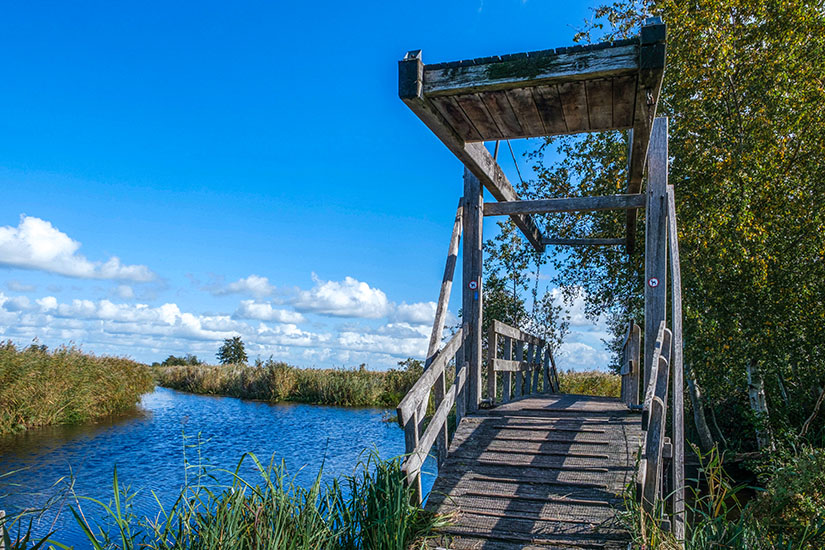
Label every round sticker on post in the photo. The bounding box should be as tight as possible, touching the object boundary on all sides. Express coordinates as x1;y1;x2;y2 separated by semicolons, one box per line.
648;277;660;288
468;280;478;290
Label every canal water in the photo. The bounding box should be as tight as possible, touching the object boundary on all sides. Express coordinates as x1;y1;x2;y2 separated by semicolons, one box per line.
0;387;436;547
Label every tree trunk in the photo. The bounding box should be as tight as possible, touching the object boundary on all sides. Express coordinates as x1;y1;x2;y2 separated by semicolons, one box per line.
746;360;774;451
685;363;715;452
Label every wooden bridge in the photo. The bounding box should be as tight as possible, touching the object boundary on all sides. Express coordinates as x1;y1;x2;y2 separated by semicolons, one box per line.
396;18;688;549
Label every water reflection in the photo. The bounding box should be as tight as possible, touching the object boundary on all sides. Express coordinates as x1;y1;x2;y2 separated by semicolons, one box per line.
0;387;435;547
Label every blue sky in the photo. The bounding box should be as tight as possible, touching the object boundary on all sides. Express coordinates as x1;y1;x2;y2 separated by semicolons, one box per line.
0;0;613;369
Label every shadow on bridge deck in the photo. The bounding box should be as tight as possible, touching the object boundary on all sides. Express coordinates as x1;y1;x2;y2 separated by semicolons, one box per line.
425;393;642;550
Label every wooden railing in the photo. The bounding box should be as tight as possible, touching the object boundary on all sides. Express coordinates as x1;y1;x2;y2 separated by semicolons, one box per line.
396;325;467;504
487;320;559;405
620;320;642;406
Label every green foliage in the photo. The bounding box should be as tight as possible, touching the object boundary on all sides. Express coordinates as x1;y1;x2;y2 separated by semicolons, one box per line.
156;354;203;367
0;341;153;435
558;370;621;398
155;357;424;408
216;336;247;365
528;0;825;449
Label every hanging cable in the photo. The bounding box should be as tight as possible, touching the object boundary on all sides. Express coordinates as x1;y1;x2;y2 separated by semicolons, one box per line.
507;140;525;186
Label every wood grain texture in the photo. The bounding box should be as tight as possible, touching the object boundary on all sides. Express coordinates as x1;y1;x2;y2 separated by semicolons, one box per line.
463;170;484;413
425;394;642;549
485;194;645;216
543;237;625;246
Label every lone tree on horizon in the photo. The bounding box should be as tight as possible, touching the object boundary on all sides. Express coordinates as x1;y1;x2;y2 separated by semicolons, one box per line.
217;336;247;365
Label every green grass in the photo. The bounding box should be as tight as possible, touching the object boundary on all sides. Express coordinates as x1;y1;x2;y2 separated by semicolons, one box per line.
558;369;621;398
154;359;423;408
0;342;154;436
1;450;450;550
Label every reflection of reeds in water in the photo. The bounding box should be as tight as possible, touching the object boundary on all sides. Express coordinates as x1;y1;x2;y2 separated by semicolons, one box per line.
2;448;449;550
0;342;153;436
154;360;424;408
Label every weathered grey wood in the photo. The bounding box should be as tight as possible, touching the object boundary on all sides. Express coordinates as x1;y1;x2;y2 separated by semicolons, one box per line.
644;117;668;393
543;237;625;246
524;342;534;394
558;81;589;132
532;85;568;134
455;93;502;139
487;323;498;405
531;344;541;395
430;95;483;141
484;194;645;216
642;322;669;429
398;51;544;251
456;358;467;425
401;405;422;502
586;78;613;129
397;327;464;423
406;382;458;496
642;355;670;519
479;91;523;137
501;337;512;403
427;203;463;364
422;42;640;97
504;88;545;137
463;169;484;413
542;346;551;392
611;75;637;128
492;358;538;372
549;347;560;392
625;19;666;253
666;185;685;540
514;340;525;397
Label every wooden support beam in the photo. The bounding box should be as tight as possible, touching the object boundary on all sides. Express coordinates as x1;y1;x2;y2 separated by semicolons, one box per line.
626;18;666;253
483;194;645;216
644;117;668;393
463;169;484;413
399;51;545;252
543;237;625;246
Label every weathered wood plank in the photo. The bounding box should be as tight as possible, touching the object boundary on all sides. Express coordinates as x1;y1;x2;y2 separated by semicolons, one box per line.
430;95;483;141
586;79;613;130
422;42;639;97
455;93;503;139
501;336;512;403
532;85;568;134
642;355;670;517
479;90;523;137
505;88;545;136
543;237;625;246
558;81;589;132
463;170;484;413
611;75;636;128
485;194;645;216
487;322;498;404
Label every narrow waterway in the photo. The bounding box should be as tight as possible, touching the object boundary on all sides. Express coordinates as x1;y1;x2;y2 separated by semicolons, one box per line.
0;387;435;547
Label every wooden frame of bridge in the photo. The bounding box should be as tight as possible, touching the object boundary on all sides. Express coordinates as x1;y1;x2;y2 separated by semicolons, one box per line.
396;18;687;548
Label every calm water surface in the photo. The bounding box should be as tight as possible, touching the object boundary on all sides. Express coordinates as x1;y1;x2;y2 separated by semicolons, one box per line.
0;387;435;547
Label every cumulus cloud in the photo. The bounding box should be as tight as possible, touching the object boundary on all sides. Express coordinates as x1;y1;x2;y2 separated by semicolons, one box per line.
392;301;437;325
234;300;305;323
0;216;155;282
290;274;392;319
214;275;274;298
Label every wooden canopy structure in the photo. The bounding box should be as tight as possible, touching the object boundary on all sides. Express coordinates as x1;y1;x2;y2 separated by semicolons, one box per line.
395;17;687;548
399;18;665;253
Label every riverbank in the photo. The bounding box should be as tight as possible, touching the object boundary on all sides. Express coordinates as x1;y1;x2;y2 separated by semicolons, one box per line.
0;342;153;435
154;359;422;407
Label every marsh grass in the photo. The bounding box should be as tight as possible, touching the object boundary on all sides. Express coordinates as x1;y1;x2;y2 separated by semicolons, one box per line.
558;369;621;398
154;360;423;408
0;342;153;435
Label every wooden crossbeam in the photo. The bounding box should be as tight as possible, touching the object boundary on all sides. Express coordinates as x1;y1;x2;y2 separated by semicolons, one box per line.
543;237;625;246
483;194;645;216
626;18;666;253
399;51;545;252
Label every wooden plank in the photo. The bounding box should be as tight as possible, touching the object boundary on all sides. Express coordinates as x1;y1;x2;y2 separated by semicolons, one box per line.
532;85;568;134
463;169;484;413
625;20;666;253
558;81;589;132
422;42;639;96
487;322;498;405
485;194;645;216
532;344;542;394
401;405;421;502
455;93;503;139
586;79;613;130
644;117;668;392
479;90;523;137
398;51;545;252
501;337;512;403
405;381;457;486
543;237;625;246
642;354;670;518
666;185;685;539
514;340;525;397
611;75;636;128
524;341;534;394
493;358;532;372
430;95;483;141
505;88;545;136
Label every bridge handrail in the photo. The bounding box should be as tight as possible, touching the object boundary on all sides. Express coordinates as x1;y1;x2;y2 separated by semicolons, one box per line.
396;325;466;504
487;319;559;405
620;320;642;406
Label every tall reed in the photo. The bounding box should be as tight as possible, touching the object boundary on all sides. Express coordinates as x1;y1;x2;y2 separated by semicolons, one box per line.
558;369;621;398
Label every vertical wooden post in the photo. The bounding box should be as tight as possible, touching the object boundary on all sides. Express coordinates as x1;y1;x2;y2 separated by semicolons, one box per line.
630;324;642;405
514;340;525;397
501;337;512;403
487;324;498;406
532;344;541;394
644;117;669;391
524;342;534;394
402;408;422;503
542;345;551;392
666;185;685;540
462;168;484;413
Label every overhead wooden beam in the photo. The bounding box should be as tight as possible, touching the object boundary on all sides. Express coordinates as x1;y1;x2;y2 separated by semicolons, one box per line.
626;18;666;254
483;193;645;216
542;237;625;246
422;42;639;97
399;51;545;252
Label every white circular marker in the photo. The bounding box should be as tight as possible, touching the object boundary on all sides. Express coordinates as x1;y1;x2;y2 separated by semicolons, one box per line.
468;281;478;290
648;277;660;288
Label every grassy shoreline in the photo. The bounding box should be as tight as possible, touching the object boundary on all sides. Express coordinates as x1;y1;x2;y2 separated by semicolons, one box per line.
0;342;153;436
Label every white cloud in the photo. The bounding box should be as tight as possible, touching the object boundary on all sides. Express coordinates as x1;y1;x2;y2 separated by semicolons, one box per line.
392;301;437;325
290;274;392;319
7;280;35;292
115;285;135;299
215;275;274;298
0;215;155;282
234;300;305;323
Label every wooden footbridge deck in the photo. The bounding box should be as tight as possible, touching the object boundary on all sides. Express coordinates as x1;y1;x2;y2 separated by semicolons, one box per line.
396;17;687;548
426;395;641;549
